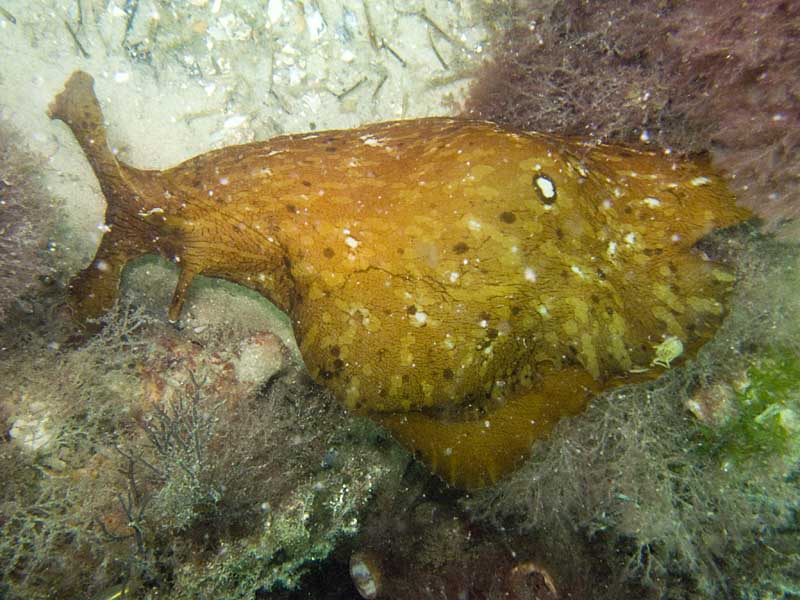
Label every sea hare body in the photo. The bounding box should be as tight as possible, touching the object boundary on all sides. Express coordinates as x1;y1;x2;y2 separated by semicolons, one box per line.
50;71;750;488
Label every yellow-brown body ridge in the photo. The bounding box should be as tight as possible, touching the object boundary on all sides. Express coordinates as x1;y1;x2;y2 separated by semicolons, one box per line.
50;72;750;488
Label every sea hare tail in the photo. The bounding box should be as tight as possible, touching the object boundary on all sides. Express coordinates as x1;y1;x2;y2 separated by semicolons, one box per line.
50;71;158;321
376;366;605;490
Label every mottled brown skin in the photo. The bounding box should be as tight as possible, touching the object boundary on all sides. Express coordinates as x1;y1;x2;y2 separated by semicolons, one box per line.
50;71;750;489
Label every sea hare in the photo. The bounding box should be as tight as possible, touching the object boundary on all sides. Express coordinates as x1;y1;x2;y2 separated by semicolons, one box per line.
50;71;750;489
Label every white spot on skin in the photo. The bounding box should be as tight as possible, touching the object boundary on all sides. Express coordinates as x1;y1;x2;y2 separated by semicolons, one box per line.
607;241;618;256
413;311;428;326
467;219;482;231
361;136;381;147
570;265;585;278
219;176;229;185
449;272;459;283
602;199;613;209
624;232;637;245
345;236;359;249
479;319;489;328
691;176;711;186
138;207;164;218
671;233;682;242
537;305;549;317
643;197;661;207
524;267;537;283
535;175;556;199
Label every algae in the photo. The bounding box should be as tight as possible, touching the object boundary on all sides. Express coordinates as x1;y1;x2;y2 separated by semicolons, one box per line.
695;350;800;467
